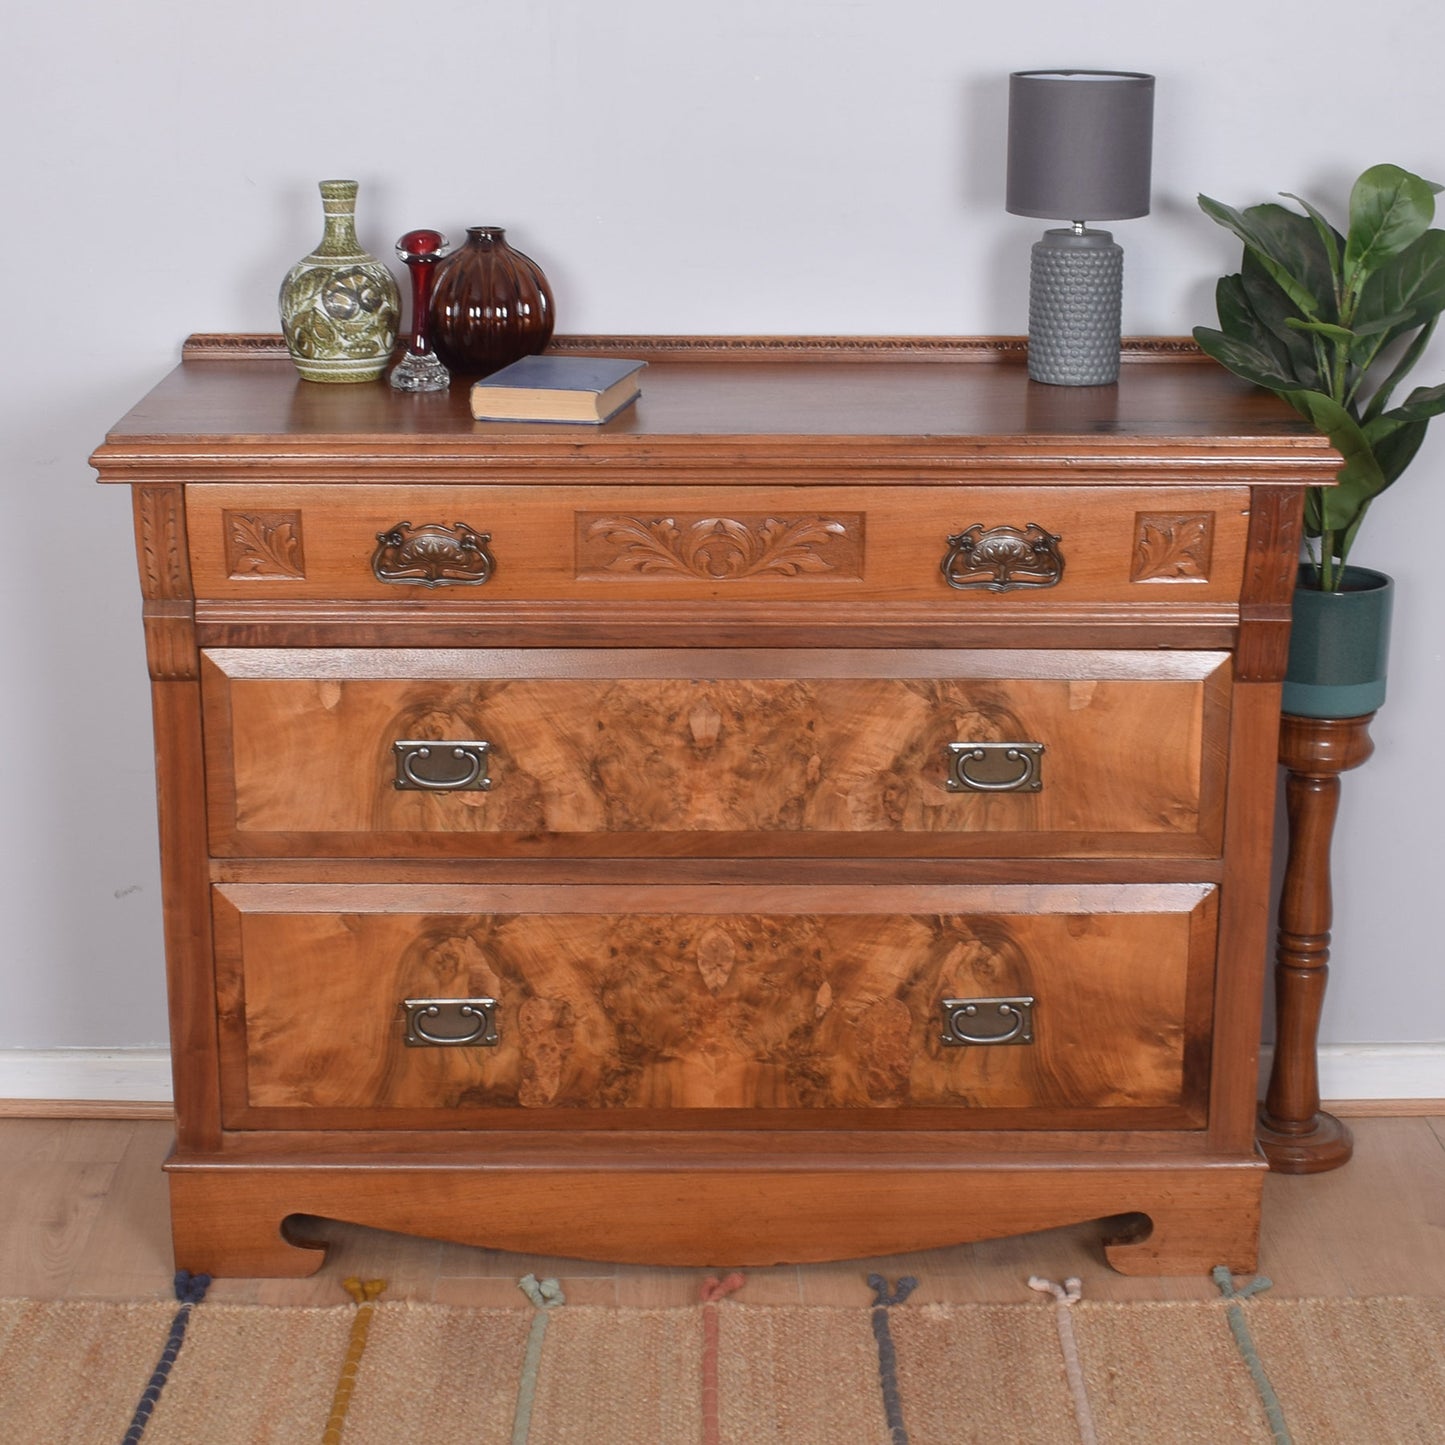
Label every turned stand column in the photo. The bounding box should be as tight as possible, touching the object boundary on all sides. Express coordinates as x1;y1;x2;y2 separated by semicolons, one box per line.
1257;711;1375;1172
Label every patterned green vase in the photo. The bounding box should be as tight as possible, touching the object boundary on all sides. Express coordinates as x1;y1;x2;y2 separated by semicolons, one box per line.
279;180;400;383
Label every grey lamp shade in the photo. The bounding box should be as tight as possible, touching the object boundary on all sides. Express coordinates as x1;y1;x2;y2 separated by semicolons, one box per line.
1007;70;1154;222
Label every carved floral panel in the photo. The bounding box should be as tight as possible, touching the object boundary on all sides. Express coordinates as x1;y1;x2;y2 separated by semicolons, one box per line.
576;513;864;581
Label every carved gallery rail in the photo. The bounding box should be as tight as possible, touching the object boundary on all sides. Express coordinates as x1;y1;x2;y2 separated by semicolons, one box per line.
92;336;1336;1276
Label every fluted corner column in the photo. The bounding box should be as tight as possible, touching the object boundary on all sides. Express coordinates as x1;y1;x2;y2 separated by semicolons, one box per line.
1257;712;1375;1173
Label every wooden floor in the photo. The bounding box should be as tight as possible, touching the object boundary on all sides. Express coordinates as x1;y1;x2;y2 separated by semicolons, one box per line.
2;1116;1442;1308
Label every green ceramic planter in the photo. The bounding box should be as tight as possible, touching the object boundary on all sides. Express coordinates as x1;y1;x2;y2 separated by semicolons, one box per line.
1282;565;1393;719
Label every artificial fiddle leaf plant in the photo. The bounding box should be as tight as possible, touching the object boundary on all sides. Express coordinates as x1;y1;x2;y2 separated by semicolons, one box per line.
1194;163;1445;590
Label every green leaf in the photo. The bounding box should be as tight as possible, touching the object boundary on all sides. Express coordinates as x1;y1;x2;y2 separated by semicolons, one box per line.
1389;381;1445;420
1362;314;1439;421
1363;413;1428;488
1193;325;1309;394
1285;318;1357;343
1302;487;1324;540
1236;253;1326;386
1344;232;1445;399
1357;228;1445;330
1256;203;1342;318
1348;309;1418;340
1285;390;1390;534
1215;269;1316;385
1345;164;1437;283
1215;272;1254;335
1281;190;1345;287
1335;503;1371;573
1198;195;1331;319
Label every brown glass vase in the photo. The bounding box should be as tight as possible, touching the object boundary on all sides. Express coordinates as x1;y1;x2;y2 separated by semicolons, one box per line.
429;226;554;376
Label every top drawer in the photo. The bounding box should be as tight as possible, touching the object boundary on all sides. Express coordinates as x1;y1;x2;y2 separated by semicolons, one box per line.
184;483;1251;605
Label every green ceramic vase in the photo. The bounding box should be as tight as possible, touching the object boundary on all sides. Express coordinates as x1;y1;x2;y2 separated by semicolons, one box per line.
1282;565;1393;719
279;180;400;383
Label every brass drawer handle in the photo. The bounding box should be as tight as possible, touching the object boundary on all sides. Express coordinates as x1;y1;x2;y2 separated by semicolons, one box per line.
945;741;1045;793
393;740;492;791
940;523;1064;591
402;998;499;1047
372;520;495;587
940;997;1035;1047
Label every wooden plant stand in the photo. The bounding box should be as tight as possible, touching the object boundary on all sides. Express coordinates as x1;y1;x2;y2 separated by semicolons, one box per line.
1257;711;1376;1173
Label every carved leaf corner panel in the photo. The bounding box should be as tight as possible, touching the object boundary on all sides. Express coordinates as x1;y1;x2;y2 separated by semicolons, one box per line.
1131;514;1214;583
224;510;307;580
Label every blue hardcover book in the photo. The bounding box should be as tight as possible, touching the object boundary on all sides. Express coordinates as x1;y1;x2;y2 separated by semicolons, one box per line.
469;354;646;424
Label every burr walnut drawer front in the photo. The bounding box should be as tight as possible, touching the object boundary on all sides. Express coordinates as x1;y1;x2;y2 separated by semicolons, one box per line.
184;483;1250;603
201;648;1230;859
213;882;1216;1131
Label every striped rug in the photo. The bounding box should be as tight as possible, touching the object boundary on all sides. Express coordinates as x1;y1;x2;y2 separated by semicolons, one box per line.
2;1271;1442;1443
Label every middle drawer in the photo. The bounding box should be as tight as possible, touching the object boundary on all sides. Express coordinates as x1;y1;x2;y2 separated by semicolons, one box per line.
202;647;1230;859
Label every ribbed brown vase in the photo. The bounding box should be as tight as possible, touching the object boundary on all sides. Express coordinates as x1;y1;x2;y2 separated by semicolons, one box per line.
429;226;554;376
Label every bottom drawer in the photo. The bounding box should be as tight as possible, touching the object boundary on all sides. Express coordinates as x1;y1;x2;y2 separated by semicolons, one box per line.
214;882;1216;1130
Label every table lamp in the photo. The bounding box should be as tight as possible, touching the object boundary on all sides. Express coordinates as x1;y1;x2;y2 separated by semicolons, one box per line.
1006;69;1155;385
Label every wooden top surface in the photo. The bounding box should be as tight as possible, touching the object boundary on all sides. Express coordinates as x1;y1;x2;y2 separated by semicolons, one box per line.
92;335;1338;482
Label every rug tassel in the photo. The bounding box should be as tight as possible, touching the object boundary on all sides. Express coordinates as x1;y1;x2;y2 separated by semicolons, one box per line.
701;1271;745;1304
1212;1267;1292;1444
121;1270;213;1443
866;1276;917;1445
321;1278;387;1445
512;1275;566;1445
700;1273;745;1445
867;1274;919;1310
173;1269;212;1305
1028;1277;1098;1445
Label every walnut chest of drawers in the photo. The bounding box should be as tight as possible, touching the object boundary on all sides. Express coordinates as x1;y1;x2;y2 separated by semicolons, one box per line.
93;335;1336;1277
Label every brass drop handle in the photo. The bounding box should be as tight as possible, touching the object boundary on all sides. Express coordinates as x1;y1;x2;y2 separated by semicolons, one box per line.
393;740;492;792
372;520;495;586
945;742;1044;793
940;522;1064;591
402;998;499;1047
940;997;1035;1047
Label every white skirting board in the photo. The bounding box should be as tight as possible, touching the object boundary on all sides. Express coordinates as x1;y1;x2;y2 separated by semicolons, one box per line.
1256;1043;1445;1104
0;1044;1441;1108
0;1050;173;1103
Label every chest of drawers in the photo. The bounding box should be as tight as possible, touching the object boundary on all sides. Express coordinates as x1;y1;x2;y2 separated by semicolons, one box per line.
93;335;1335;1277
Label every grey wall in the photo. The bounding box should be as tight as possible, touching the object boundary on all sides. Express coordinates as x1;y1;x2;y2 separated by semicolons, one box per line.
3;0;1442;1065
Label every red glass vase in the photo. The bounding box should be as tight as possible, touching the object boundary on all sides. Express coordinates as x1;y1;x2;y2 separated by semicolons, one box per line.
429;226;554;376
389;229;451;392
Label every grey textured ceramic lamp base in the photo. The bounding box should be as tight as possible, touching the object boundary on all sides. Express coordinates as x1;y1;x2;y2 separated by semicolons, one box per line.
1027;228;1123;385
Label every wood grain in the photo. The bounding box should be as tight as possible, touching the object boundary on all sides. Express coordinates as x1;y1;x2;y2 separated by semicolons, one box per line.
180;483;1258;608
1259;714;1377;1171
201;649;1228;859
134;486;199;681
1206;681;1285;1155
1237;485;1306;682
212;882;1213;1125
163;1156;1266;1277
4;1115;1440;1303
92;343;1337;482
